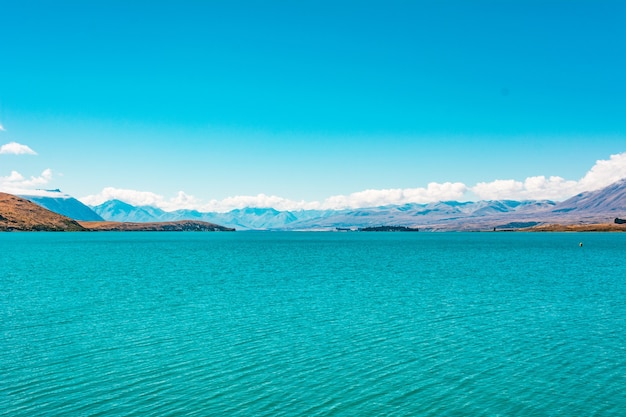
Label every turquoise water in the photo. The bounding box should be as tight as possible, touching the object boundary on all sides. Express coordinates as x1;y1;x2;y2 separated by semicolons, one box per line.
1;232;625;416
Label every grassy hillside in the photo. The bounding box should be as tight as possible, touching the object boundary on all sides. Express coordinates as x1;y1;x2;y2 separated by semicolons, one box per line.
0;193;86;231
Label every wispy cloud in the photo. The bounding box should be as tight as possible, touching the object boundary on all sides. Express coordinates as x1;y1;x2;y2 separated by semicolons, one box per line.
0;124;5;131
0;141;37;155
0;168;54;195
80;152;626;212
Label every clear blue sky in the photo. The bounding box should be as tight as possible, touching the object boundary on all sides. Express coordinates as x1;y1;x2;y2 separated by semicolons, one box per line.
1;1;625;209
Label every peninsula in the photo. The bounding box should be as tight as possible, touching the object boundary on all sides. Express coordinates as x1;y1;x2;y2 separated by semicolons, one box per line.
524;223;626;232
79;221;235;232
359;226;419;232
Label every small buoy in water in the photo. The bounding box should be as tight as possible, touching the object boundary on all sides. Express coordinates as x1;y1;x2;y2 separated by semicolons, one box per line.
579;242;583;247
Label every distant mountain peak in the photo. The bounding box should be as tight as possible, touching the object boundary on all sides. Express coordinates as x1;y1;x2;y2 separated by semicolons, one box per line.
88;178;626;230
553;178;626;215
20;193;103;221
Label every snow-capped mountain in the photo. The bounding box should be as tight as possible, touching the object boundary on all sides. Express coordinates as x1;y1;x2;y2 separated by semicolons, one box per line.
89;203;325;230
551;178;626;215
22;178;624;230
93;199;167;222
20;190;103;221
89;197;559;230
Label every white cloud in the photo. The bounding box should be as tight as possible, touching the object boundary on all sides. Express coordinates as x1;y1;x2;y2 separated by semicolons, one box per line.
80;188;317;212
79;152;626;212
167;191;200;210
0;124;5;131
471;176;579;201
577;152;626;191
206;194;315;212
472;179;523;200
321;182;468;209
80;187;167;207
0;168;55;195
0;141;37;155
1;171;25;183
471;152;626;200
80;183;468;212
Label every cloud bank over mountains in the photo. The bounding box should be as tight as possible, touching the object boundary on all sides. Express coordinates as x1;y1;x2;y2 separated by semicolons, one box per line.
1;130;625;211
78;152;626;212
472;153;626;201
0;169;57;196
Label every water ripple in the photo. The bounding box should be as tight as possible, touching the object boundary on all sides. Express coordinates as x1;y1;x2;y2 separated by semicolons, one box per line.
2;232;626;416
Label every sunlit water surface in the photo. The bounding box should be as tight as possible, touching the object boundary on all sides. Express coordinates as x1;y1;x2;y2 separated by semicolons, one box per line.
2;232;625;416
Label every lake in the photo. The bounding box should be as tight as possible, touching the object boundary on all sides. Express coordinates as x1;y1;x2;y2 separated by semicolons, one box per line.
1;232;625;416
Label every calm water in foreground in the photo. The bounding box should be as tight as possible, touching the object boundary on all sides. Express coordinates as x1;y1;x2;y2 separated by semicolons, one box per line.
1;232;625;416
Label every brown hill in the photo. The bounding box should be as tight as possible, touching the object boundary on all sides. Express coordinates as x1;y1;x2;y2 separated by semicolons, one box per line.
0;192;86;231
0;192;235;232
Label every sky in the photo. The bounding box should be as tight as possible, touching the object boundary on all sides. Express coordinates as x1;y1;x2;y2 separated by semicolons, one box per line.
1;1;625;211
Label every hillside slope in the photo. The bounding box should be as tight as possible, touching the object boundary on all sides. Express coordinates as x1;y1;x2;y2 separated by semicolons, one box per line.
0;193;86;231
22;192;104;221
552;178;626;215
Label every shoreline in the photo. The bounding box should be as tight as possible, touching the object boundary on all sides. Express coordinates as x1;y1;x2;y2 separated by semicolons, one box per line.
522;223;626;232
78;220;235;232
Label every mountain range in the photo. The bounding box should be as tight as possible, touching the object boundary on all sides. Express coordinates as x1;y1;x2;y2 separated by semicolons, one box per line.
0;192;234;232
16;178;626;231
88;178;626;231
